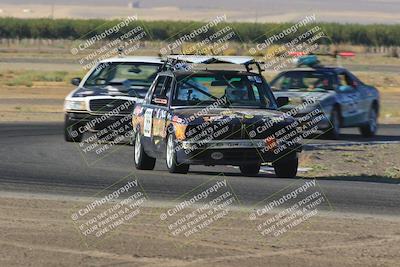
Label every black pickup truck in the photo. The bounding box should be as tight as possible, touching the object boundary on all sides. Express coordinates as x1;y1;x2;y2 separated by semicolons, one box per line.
131;56;302;177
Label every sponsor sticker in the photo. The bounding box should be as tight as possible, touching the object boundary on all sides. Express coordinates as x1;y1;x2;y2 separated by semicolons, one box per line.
144;109;153;137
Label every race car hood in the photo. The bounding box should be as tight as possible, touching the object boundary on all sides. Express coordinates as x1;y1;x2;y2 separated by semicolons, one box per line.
171;107;291;125
72;87;109;97
273;90;335;110
72;85;148;98
169;107;297;140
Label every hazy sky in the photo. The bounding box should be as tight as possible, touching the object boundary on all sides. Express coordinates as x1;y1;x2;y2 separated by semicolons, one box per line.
0;0;399;24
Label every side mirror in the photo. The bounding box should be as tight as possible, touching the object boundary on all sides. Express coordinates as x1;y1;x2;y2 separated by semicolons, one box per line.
71;77;81;86
152;96;168;106
338;85;353;93
276;96;289;107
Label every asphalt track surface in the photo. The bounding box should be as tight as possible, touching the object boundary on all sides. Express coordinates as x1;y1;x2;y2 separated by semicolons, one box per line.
0;122;399;216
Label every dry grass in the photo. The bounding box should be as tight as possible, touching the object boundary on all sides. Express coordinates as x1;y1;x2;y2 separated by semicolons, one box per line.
300;144;400;180
0;70;84;87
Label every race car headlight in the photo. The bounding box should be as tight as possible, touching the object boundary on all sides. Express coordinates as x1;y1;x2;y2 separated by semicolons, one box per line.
64;100;87;111
173;123;188;141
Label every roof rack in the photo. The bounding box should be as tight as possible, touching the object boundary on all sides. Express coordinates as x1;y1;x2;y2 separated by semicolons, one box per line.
161;55;264;74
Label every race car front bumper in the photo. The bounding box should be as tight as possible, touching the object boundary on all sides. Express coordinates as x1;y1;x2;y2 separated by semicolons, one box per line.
65;112;133;132
176;139;301;166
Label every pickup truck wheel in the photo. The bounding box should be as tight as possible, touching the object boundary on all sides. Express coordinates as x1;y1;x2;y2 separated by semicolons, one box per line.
239;163;261;176
326;108;340;139
273;156;298;178
166;134;189;174
134;132;156;170
64;115;82;142
360;108;378;137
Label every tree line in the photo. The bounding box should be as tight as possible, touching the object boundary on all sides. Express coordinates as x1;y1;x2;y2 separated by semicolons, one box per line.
0;18;399;46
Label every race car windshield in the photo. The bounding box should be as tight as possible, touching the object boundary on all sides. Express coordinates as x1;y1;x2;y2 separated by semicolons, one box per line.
270;71;336;91
173;74;275;109
83;62;160;97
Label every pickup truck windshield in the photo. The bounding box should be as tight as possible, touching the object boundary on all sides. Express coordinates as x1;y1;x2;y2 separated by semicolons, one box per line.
173;73;275;109
84;62;160;97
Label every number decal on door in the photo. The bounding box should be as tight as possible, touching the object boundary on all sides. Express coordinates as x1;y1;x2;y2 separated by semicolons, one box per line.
144;109;153;137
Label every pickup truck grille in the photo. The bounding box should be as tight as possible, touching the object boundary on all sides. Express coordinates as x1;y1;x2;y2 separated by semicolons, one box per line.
89;99;134;115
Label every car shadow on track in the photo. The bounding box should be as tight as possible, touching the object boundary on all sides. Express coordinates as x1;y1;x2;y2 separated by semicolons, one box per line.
312;124;400;142
189;169;285;179
307;175;400;184
188;170;400;185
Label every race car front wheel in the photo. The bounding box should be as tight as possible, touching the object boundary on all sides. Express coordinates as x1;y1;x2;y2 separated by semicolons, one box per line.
360;108;378;137
239;163;261;176
133;132;156;170
327;108;340;139
64;115;83;142
166;134;189;174
273;155;298;178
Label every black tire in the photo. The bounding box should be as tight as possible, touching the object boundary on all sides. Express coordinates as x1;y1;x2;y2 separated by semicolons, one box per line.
133;131;156;170
166;134;189;174
239;163;261;176
359;107;378;137
64;115;83;142
326;108;340;139
273;156;299;178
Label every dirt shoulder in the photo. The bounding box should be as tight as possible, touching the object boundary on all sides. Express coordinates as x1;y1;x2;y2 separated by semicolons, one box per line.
0;194;399;267
300;144;400;180
0;83;69;122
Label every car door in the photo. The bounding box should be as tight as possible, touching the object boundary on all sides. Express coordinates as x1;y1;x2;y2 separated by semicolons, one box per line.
335;71;363;126
141;75;166;156
347;71;372;123
150;76;174;155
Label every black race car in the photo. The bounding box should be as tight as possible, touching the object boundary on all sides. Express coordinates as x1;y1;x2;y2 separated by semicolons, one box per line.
131;56;302;177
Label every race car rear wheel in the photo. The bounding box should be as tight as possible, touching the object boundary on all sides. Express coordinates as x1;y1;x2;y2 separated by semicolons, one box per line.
360;107;378;137
64;115;83;142
239;163;261;176
327;108;340;139
166;134;189;174
273;155;298;178
133;132;156;170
